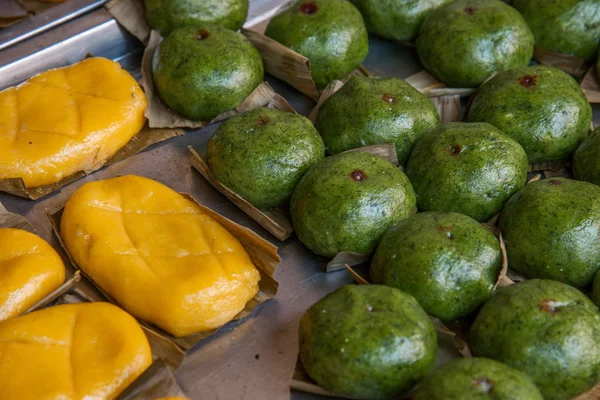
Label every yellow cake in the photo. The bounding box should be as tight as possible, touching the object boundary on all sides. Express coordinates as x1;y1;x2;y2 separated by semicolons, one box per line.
60;175;261;337
0;302;152;399
0;228;66;321
0;57;147;188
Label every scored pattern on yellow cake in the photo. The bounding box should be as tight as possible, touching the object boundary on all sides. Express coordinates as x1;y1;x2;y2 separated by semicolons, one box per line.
0;57;147;188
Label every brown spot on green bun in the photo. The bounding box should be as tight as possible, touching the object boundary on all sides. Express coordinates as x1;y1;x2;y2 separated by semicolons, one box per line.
299;1;318;14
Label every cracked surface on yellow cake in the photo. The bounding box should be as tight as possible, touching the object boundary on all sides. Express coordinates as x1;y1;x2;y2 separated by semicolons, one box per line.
0;302;152;399
0;57;147;187
60;175;261;337
0;228;65;321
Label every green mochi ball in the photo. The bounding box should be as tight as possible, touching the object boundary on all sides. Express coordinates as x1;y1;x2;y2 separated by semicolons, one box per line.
413;357;544;400
299;284;437;399
145;0;248;36
207;108;325;209
315;76;440;165
468;65;592;164
498;178;600;287
348;0;452;42
405;122;528;222
513;0;600;61
416;0;534;87
470;279;600;400
290;151;416;258
371;211;502;321
152;24;263;121
574;127;600;185
265;0;369;89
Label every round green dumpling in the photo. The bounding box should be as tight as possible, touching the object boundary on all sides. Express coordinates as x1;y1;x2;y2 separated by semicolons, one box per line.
145;0;248;36
498;178;600;287
413;357;544;400
152;25;263;121
513;0;600;61
348;0;452;42
207;108;325;209
416;0;534;87
299;284;437;399
468;65;592;164
315;76;440;165
265;0;368;89
405;122;528;222
470;279;600;400
371;212;502;321
574;127;600;185
290;151;416;258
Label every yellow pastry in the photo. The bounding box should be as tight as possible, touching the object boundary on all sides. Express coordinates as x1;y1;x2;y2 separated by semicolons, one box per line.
0;302;152;399
0;57;147;188
0;228;65;321
61;175;261;337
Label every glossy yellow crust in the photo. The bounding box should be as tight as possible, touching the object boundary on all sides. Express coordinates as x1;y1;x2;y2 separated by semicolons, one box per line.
0;57;147;188
61;175;261;337
0;228;66;321
0;302;152;399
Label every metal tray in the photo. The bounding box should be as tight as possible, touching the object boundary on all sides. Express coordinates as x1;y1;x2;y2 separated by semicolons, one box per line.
1;2;599;399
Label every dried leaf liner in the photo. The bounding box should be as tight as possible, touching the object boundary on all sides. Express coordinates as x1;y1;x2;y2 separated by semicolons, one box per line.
16;0;55;14
142;31;293;129
405;70;475;98
106;0;150;44
0;1;28;28
47;194;280;355
480;223;509;291
405;71;468;123
580;65;600;103
534;47;589;79
116;359;187;400
0;202;82;316
0;123;185;200
241;28;369;101
308;80;344;123
575;383;600;400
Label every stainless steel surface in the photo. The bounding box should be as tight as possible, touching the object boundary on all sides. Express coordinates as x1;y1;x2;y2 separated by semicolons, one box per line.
2;3;600;400
0;9;140;90
0;0;109;51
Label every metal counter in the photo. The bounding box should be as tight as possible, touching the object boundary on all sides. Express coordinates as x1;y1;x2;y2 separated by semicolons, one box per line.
1;2;598;400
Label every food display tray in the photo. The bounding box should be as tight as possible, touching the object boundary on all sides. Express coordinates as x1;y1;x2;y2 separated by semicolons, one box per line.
1;1;599;399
